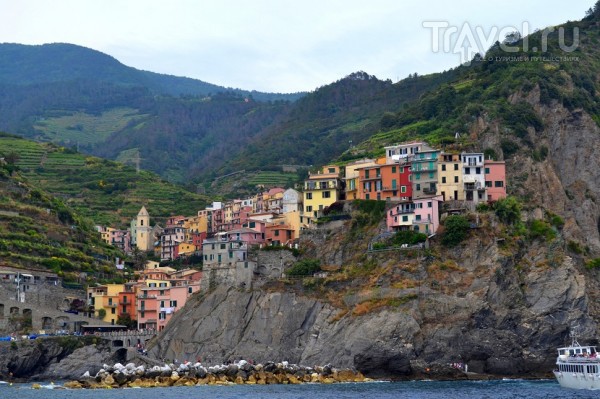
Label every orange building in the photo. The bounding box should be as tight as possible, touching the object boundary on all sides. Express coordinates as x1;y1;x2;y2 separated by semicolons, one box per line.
357;158;412;201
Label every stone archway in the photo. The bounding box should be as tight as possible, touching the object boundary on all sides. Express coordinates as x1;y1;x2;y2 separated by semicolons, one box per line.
41;316;53;330
9;306;19;315
113;339;124;347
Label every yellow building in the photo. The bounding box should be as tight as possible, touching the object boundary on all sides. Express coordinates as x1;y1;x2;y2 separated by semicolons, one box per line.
437;152;464;201
87;284;124;325
302;165;342;226
344;159;376;200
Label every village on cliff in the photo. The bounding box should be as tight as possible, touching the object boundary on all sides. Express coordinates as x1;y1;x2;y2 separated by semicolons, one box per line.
1;140;506;335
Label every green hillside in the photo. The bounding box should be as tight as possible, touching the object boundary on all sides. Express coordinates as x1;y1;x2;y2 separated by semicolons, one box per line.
0;159;119;280
0;134;210;227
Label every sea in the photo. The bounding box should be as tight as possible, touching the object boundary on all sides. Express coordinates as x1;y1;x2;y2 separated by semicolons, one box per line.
1;379;599;399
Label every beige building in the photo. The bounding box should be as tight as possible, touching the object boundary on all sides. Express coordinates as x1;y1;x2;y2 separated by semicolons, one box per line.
437;153;464;201
135;206;153;251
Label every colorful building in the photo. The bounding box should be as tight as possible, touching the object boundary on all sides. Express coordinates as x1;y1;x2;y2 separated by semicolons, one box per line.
302;165;343;226
387;202;416;231
411;148;439;199
344;159;376;200
412;195;443;235
462;153;486;204
437;152;464;201
484;160;507;202
135;206;153;251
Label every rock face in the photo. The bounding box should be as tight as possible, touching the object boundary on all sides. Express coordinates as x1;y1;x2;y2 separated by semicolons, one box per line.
151;222;598;378
0;337;116;380
152;233;595;379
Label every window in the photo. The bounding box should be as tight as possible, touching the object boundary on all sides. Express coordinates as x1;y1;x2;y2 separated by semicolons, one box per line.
229;251;233;258
454;176;459;183
160;300;165;308
485;181;492;188
401;186;407;193
465;167;470;174
392;179;397;189
416;173;420;180
274;230;280;236
427;202;432;208
220;243;226;249
141;311;145;318
188;287;193;294
365;170;370;179
306;192;312;200
400;167;404;173
365;194;370;200
111;308;116;314
476;167;481;174
170;300;178;307
485;167;490;174
322;191;331;198
442;177;446;183
454;163;459;171
306;206;312;212
495;181;504;187
392;166;396;173
159;290;165;295
159;312;166;320
416;184;421;191
122;306;126;313
328;167;336;173
441;164;446;171
402;215;408;222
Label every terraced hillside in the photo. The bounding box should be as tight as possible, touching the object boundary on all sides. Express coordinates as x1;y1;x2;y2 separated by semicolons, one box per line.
0;134;210;227
33;107;148;147
0;161;118;278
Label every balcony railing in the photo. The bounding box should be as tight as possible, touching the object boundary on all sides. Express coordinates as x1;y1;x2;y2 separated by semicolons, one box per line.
423;188;437;195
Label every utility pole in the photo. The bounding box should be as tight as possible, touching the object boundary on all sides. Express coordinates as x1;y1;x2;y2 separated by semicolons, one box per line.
15;272;20;302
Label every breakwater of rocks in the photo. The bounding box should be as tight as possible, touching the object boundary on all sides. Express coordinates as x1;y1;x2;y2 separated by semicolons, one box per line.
64;360;370;388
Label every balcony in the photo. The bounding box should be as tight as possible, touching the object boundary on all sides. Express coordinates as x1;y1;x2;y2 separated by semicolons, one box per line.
413;218;432;225
393;208;414;215
464;183;484;191
423;187;437;195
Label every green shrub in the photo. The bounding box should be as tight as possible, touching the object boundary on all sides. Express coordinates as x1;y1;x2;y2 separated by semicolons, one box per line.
567;240;584;254
391;230;427;246
441;215;470;246
528;220;556;241
586;258;600;269
287;259;321;276
494;196;522;224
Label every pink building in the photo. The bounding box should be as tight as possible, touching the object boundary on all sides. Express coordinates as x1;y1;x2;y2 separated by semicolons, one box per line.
484;161;507;202
386;201;415;232
412;195;443;235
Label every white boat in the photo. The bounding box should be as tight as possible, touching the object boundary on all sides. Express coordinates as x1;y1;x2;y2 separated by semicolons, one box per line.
554;337;600;390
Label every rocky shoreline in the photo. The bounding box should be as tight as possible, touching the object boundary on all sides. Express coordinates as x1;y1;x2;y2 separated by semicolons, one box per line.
63;360;370;389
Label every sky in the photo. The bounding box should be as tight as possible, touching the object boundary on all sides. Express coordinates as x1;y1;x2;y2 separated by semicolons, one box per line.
0;0;590;93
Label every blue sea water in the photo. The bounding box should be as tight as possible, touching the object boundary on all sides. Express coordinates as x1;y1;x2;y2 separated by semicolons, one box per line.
0;379;598;399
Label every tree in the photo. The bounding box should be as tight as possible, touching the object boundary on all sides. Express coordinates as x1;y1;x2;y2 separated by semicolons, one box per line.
441;215;470;247
494;196;522;225
131;247;148;270
117;314;137;329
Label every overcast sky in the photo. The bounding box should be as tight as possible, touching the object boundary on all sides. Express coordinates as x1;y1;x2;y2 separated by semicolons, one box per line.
0;0;590;93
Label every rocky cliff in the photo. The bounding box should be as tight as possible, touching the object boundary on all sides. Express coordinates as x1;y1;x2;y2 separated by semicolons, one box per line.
0;336;115;380
150;216;598;379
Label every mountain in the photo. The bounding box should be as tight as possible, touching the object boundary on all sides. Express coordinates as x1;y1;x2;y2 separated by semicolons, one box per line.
0;44;456;192
0;43;304;101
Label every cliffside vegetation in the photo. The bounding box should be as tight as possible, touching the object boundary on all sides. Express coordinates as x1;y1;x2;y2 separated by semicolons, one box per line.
0;153;119;281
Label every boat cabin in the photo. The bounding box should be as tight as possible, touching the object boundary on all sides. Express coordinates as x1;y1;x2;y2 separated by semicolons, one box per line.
558;344;597;359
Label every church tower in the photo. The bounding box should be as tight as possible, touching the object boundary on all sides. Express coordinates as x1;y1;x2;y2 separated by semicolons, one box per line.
136;206;152;251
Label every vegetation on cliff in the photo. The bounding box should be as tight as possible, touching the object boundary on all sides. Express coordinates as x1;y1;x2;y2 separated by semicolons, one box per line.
0;154;119;280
